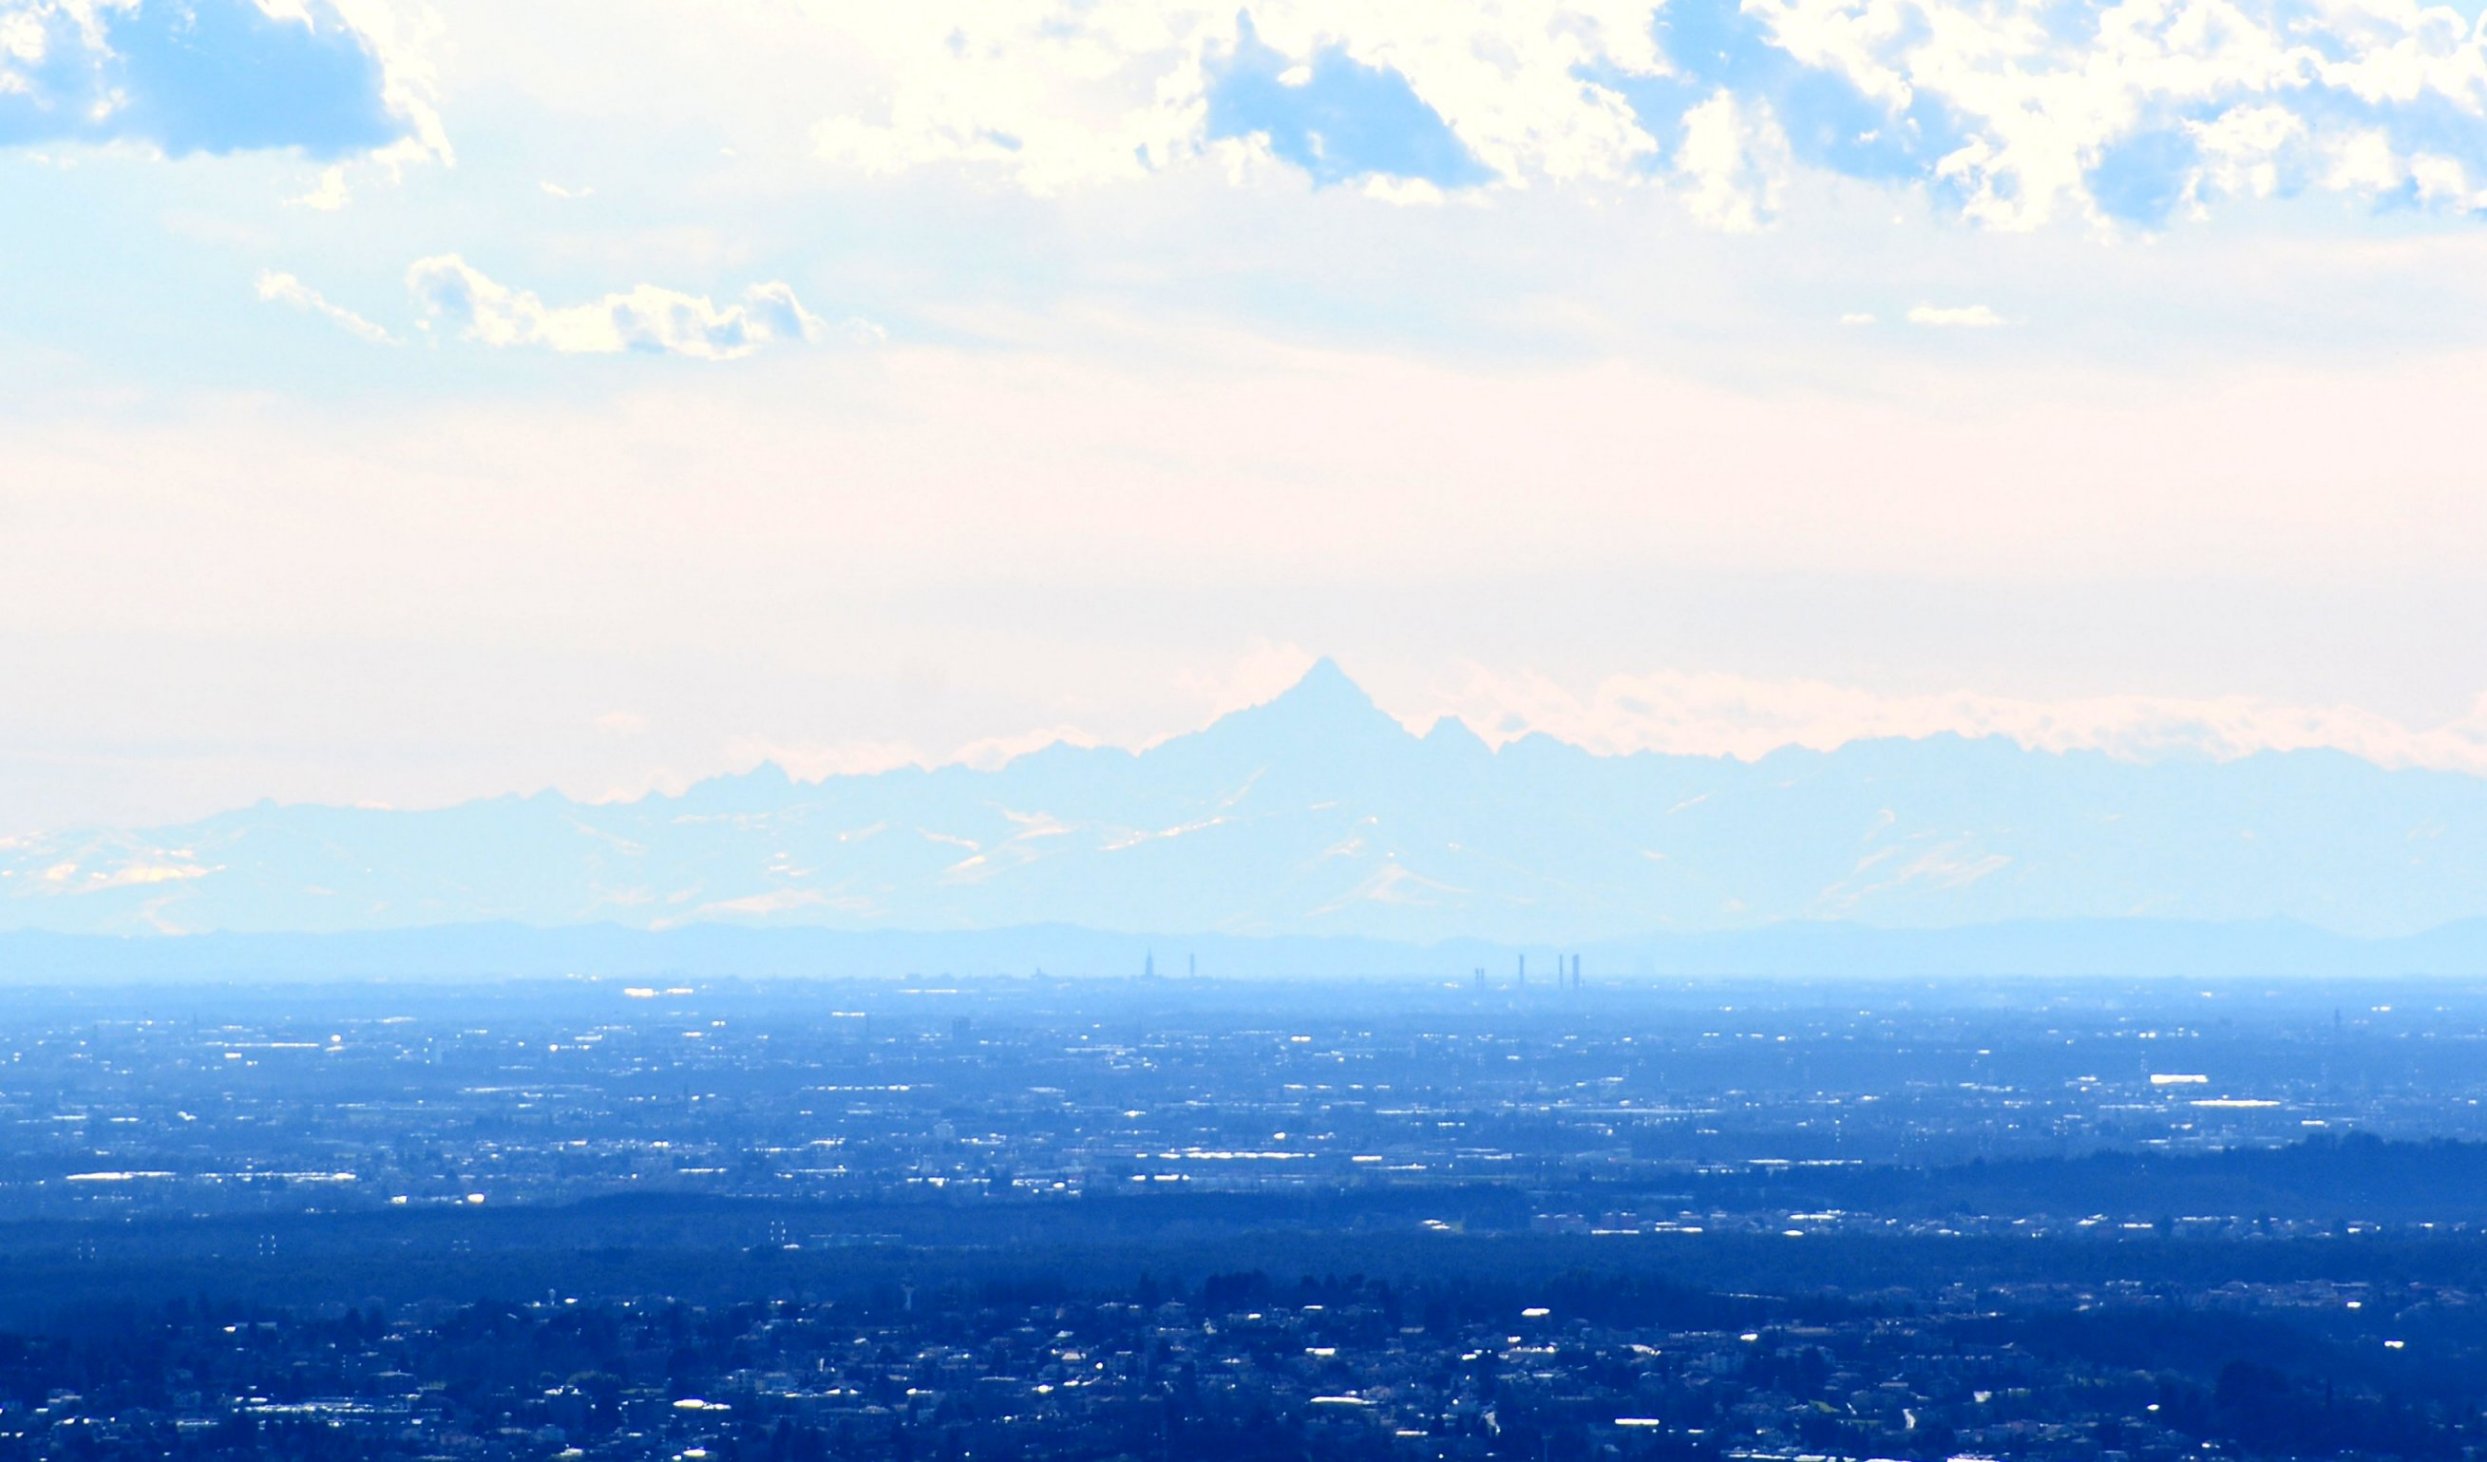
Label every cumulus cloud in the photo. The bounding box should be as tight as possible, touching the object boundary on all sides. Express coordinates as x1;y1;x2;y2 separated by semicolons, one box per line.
10;0;2484;234
778;0;2487;229
286;164;350;211
0;0;445;164
1738;0;2487;228
1429;667;2487;776
13;0;2484;232
1674;90;1791;231
805;3;1666;193
254;269;394;343
405;256;863;361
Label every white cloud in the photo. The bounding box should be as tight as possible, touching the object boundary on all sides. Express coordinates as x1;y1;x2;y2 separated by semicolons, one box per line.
1675;91;1792;232
254;270;396;344
2187;102;2306;204
1906;303;2009;328
1227;1;1667;185
757;0;2487;228
12;319;2487;829
9;0;2487;233
801;8;1205;193
550;662;2487;788
406;255;858;360
714;726;1105;783
320;0;453;167
2409;151;2487;210
798;3;1667;193
1360;174;1450;207
1429;666;2487;776
289;165;351;211
1753;0;2487;228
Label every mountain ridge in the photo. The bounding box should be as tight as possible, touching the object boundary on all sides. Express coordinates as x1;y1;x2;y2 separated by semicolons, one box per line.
9;661;2487;944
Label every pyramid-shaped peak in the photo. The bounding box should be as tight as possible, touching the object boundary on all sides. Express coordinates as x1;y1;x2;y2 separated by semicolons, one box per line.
1259;657;1406;724
1275;656;1373;710
1197;656;1408;745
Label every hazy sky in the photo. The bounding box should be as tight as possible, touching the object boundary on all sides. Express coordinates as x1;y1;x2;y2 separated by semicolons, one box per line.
6;0;2487;834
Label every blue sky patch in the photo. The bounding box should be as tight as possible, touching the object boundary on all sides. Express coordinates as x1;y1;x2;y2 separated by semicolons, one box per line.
1206;15;1495;188
1624;0;1968;183
2087;127;2199;225
0;0;403;158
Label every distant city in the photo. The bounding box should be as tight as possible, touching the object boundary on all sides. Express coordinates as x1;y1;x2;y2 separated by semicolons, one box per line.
5;975;2487;1459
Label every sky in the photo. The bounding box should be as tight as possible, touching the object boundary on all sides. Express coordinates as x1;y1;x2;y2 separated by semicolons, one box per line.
5;0;2487;835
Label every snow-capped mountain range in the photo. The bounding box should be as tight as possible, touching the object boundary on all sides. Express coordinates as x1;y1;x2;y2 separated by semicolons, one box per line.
10;659;2487;943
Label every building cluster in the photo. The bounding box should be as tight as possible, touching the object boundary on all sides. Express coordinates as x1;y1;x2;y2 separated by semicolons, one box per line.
4;979;2485;1461
0;1270;2472;1462
1;979;2473;1225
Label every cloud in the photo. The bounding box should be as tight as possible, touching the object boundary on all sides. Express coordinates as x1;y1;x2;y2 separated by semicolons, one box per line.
1359;174;1451;205
806;4;1665;194
406;256;862;361
778;0;2487;229
254;269;394;343
556;661;2487;789
0;0;444;163
1906;304;2009;328
1674;89;1792;231
10;0;2479;234
15;316;2487;832
1743;0;2487;229
1430;667;2487;776
287;163;349;210
15;1;2479;231
716;727;1106;783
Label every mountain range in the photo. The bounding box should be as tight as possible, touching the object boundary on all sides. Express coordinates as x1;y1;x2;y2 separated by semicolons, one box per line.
8;658;2487;949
